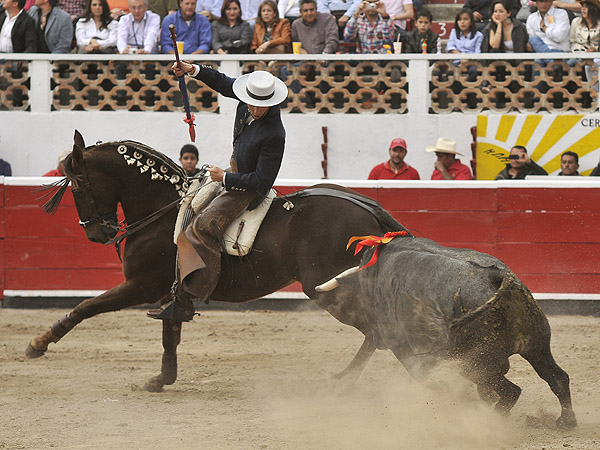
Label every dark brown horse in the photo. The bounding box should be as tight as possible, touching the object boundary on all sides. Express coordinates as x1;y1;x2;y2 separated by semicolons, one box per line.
26;130;405;392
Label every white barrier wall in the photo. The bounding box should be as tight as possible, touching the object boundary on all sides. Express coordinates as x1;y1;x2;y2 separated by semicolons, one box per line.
0;110;476;179
1;53;598;178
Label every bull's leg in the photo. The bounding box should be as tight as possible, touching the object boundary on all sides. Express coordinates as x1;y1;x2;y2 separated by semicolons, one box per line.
489;375;522;414
522;350;577;429
332;336;376;383
477;384;498;405
25;280;169;358
144;319;182;392
460;357;520;414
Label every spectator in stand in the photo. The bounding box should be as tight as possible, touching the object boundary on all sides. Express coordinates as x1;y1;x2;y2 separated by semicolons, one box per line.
319;0;361;40
404;7;438;53
24;0;34;9
212;0;252;53
0;158;12;176
381;0;414;44
75;0;118;52
526;0;570;55
161;0;211;54
239;0;261;23
277;0;302;26
426;137;473;180
58;0;85;21
553;0;582;17
446;8;482;82
0;0;37;53
495;145;548;179
196;0;221;21
43;150;71;177
148;0;177;20
252;0;291;53
590;156;600;175
558;151;581;175
28;0;73;53
179;144;201;176
343;0;394;54
368;137;420;180
516;0;533;21
291;0;338;54
447;8;483;58
481;0;529;52
117;0;160;53
107;0;128;19
465;0;520;30
570;0;600;84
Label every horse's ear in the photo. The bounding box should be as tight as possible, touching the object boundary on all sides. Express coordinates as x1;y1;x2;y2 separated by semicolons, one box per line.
72;130;85;169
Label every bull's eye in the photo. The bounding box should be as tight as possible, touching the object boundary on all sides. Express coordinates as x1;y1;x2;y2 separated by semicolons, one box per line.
160;165;168;174
147;158;155;167
133;151;142;159
117;145;127;154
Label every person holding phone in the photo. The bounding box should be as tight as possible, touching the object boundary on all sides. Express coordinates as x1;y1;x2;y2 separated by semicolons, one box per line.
495;145;548;179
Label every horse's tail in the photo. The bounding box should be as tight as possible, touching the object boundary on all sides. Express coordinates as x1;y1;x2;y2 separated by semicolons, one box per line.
372;203;405;233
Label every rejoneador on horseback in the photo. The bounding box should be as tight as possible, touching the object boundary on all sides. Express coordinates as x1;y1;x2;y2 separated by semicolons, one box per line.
149;63;289;322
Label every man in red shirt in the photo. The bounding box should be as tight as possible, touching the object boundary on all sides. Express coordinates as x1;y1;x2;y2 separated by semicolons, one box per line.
368;137;420;180
426;137;472;180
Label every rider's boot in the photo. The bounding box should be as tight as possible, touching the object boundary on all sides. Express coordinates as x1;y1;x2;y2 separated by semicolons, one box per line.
147;290;196;322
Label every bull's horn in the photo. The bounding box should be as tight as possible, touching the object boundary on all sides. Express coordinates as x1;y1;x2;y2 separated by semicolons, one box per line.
315;266;360;292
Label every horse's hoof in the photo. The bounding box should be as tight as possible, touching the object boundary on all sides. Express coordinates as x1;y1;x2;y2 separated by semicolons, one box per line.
143;377;165;393
25;343;46;359
556;412;578;430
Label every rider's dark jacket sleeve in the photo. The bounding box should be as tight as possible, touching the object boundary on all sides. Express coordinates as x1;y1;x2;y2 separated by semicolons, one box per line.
192;66;286;197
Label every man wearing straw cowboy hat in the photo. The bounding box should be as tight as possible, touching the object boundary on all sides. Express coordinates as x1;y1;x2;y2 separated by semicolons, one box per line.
426;137;473;180
150;63;288;321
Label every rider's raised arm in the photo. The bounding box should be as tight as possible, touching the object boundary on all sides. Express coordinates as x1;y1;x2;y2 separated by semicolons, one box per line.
190;65;237;100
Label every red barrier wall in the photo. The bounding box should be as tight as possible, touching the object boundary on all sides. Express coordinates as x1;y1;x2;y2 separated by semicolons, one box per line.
1;179;599;299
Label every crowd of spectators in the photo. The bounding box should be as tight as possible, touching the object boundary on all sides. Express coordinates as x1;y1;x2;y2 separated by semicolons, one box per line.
1;0;598;57
367;137;600;180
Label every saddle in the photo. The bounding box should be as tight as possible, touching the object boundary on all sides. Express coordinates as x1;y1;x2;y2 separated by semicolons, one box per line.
173;174;275;256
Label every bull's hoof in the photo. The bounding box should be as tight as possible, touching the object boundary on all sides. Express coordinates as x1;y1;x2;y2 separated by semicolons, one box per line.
556;411;578;430
143;376;165;393
25;343;46;359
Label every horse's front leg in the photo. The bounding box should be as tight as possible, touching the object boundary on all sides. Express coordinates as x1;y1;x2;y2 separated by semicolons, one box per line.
25;280;169;358
144;319;182;392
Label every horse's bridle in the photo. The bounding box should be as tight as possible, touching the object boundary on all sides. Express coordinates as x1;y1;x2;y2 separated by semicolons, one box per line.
71;157;121;233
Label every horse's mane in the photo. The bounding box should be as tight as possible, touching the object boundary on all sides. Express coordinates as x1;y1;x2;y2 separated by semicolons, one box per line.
37;140;187;215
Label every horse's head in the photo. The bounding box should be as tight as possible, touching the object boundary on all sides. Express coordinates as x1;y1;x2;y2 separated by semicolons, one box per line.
65;130;121;244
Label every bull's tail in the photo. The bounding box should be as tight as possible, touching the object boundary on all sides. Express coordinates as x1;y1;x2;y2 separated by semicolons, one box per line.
450;273;517;330
448;272;547;358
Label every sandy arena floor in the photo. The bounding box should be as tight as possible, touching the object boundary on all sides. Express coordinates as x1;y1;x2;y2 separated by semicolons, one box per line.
0;306;599;450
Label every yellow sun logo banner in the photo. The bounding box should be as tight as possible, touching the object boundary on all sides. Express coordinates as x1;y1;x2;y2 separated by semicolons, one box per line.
475;115;600;179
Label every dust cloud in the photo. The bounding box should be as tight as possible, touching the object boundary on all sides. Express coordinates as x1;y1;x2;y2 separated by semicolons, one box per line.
253;362;516;450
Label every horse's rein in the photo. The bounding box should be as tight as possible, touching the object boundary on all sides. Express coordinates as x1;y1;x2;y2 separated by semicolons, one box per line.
105;167;209;260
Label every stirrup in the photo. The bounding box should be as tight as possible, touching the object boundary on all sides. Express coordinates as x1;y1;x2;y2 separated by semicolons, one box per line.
147;299;195;322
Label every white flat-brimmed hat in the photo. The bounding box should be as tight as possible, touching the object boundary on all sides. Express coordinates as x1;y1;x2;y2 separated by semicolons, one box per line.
425;137;463;155
232;70;288;107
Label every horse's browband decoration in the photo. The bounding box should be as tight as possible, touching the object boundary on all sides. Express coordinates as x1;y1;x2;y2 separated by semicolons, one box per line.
116;143;188;196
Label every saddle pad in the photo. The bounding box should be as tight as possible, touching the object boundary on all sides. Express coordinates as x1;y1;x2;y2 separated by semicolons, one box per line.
223;188;275;256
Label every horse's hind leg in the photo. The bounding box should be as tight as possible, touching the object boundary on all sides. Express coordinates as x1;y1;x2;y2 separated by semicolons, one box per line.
521;348;577;429
144;319;182;392
332;336;376;383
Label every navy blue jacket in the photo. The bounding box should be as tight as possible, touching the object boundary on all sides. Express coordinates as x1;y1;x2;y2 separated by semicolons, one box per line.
194;66;286;197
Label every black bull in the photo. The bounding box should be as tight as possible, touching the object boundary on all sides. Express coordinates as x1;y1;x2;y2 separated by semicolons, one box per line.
317;236;577;429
